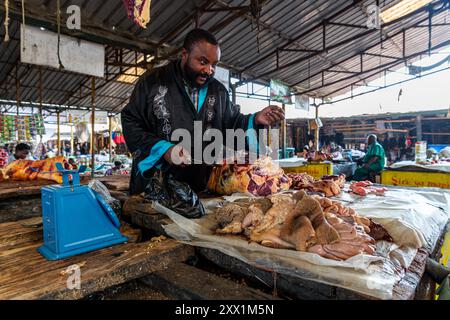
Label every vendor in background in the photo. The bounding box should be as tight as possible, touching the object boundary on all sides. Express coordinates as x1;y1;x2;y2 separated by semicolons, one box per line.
64;144;71;156
301;145;309;157
0;145;9;168
353;134;385;181
112;160;124;172
80;142;88;155
68;158;78;169
45;148;56;159
7;143;34;163
34;142;47;160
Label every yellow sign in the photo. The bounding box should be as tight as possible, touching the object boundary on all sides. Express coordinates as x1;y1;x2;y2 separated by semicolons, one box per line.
283;163;333;179
441;231;450;268
381;170;450;189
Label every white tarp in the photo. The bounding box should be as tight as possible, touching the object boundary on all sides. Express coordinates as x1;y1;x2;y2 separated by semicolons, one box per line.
153;185;449;299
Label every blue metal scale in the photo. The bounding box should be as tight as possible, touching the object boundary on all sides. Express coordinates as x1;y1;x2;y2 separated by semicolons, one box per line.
38;163;127;260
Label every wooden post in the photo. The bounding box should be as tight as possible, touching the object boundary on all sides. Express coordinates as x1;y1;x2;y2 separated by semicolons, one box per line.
38;66;43;141
315;105;320;151
70;124;74;156
91;77;96;178
57;111;61;156
108;114;113;162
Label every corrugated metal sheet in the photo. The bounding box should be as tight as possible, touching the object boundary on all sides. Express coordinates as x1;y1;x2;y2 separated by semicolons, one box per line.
0;0;448;113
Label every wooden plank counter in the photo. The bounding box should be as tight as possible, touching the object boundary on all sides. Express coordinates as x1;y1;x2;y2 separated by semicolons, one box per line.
0;180;56;200
0;175;130;200
0;217;194;300
0;175;130;223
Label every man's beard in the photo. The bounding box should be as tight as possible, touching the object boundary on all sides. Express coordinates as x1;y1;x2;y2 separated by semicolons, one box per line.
183;60;212;88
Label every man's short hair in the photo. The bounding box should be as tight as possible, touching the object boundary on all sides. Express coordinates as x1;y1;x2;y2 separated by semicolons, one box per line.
183;28;218;52
15;143;31;152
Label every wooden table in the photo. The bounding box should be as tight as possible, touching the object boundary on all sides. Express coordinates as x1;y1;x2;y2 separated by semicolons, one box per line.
0;180;57;200
0;217;194;300
0;175;130;223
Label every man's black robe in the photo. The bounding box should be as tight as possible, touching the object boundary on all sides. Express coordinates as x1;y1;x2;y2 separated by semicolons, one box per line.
121;60;260;195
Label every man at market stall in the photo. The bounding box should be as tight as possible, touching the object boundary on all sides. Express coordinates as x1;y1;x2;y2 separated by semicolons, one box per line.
7;143;34;164
353;134;385;181
121;28;285;195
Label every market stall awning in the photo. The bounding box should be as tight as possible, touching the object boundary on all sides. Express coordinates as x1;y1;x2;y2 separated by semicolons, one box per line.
0;0;449;113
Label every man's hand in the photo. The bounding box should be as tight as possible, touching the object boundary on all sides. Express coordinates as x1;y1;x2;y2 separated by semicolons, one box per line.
254;105;285;126
164;145;191;166
363;163;369;169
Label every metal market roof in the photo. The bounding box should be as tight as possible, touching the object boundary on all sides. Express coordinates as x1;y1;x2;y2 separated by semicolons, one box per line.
0;0;449;113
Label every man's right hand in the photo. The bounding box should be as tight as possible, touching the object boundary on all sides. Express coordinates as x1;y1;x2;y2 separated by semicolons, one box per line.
164;145;191;166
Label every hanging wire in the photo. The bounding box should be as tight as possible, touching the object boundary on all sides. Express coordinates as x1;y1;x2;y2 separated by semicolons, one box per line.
250;0;262;54
56;0;65;70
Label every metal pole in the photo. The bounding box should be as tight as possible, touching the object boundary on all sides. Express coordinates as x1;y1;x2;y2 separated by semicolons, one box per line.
70;124;74;156
281;103;286;158
108;114;113;162
315;105;320;151
38;67;43;112
267;94;271;149
39;67;43;141
91;77;96;178
231;84;236;105
39;66;43;132
57;111;61;156
15;65;20;116
416;115;422;141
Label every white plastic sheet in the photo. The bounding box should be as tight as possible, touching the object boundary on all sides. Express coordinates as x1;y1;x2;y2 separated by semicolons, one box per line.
153;186;449;299
335;186;449;250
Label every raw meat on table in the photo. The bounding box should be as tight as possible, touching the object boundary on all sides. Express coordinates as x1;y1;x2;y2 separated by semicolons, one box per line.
213;189;392;261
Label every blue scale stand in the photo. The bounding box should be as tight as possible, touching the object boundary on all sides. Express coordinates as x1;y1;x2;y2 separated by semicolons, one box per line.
38;163;128;260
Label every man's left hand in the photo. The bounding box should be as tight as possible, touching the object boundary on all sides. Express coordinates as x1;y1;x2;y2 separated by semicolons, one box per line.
363;163;370;169
254;105;285;126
